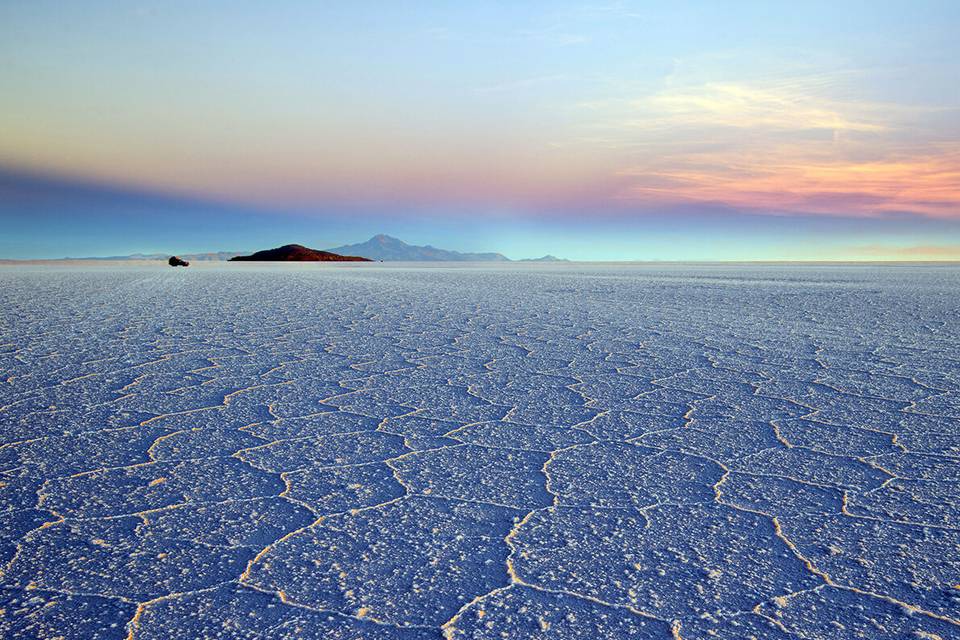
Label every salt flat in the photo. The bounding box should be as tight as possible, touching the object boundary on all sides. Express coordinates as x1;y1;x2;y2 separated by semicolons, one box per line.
1;263;958;639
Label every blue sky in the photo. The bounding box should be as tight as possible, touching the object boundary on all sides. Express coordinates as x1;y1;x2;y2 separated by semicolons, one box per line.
1;2;959;259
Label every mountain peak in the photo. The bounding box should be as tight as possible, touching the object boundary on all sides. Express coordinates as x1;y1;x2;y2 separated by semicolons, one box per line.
520;254;570;262
328;235;510;262
370;234;405;246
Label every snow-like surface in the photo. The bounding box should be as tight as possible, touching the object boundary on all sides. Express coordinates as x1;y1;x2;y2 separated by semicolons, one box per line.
1;263;959;639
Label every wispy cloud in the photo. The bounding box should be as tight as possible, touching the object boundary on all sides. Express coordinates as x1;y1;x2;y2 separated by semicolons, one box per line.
472;74;566;95
633;82;888;133
616;144;960;217
581;74;960;217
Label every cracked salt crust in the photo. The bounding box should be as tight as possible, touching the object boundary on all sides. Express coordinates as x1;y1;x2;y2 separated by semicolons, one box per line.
0;263;958;639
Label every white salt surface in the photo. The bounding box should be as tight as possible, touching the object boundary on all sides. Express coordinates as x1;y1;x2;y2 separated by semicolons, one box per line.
1;263;958;639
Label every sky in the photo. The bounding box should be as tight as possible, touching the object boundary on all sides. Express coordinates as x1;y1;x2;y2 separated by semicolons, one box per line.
1;1;959;260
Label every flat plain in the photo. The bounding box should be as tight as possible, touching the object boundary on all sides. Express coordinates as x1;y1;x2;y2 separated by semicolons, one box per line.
1;263;958;639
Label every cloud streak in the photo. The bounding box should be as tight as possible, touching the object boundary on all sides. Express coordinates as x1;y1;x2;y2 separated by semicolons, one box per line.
585;75;960;217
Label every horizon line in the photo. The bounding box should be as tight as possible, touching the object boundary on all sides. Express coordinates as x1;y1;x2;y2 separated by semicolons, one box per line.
3;258;960;266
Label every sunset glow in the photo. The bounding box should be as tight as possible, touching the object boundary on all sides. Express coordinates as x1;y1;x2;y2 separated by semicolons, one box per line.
1;2;958;259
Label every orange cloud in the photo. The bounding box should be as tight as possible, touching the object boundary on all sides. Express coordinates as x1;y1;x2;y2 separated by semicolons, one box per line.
616;148;960;217
583;77;960;217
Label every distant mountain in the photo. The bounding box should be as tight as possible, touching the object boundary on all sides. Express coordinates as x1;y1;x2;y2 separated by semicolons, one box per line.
180;251;246;261
519;255;570;262
229;244;371;262
327;234;510;262
52;234;520;262
67;251;244;261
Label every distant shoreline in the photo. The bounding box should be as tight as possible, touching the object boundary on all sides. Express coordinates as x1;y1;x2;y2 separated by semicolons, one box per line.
3;259;959;267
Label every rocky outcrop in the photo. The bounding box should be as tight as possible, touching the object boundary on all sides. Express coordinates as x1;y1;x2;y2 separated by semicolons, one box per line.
229;244;371;262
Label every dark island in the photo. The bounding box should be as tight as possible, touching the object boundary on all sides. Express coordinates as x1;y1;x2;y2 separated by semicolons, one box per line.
168;256;190;267
229;244;372;262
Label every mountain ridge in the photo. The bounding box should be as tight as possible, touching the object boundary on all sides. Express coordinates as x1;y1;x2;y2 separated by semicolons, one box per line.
327;234;510;262
67;251;246;261
43;235;570;262
519;254;570;262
